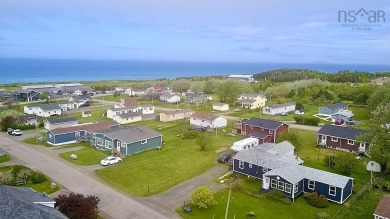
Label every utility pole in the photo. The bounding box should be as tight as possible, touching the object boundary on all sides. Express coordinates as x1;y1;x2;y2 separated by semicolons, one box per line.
225;185;232;219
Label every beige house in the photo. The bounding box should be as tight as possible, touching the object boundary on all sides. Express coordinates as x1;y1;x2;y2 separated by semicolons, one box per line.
236;93;267;109
159;109;194;122
371;77;390;85
213;102;229;111
112;112;142;124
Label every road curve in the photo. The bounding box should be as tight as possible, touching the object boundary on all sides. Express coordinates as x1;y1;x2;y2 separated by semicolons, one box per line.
0;135;169;219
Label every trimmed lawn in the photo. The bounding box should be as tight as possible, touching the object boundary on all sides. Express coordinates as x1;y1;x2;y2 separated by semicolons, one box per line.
59;147;110;165
23;135;90;148
96;119;243;196
64;108;110;123
0;155;11;163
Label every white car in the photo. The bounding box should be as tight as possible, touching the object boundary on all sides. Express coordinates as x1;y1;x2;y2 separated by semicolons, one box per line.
100;156;122;166
11;129;23;136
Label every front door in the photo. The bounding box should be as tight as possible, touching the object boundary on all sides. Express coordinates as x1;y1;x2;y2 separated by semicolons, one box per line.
117;142;121;152
263;177;270;189
321;135;326;143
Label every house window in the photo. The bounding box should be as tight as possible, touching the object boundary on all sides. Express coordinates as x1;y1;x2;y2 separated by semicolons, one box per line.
285;184;292;193
97;138;103;146
117;141;121;147
329;186;336;196
308;180;315;190
295;182;299;193
48;133;53;139
249;163;252;168
348;140;355;145
269;130;273;134
105;140;112;149
261;127;264;131
271;179;277;188
265;177;270;184
239;161;244;169
278;181;284;191
331;137;338;142
141;139;147;144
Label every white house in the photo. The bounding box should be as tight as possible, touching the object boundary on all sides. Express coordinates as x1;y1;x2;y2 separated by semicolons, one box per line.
112;112;143;124
44;117;78;131
228;75;254;82
24;103;62;117
107;98;154;119
126;88;147;96
230;137;259;152
160;93;180;103
190;112;227;129
213;102;229;111
263;103;296;115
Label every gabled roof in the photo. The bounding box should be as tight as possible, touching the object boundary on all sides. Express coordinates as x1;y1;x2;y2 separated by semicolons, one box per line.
46;117;78;124
190;112;221;121
213;102;228;106
237;99;256;104
160;93;176;98
0;185;67;219
374;196;390;218
122;98;138;108
250;132;268;139
242;118;284;130
161;109;193;115
317;124;369;140
104;126;162;143
240;93;266;98
50;121;117;134
38;103;61;111
115;112;142;118
264;165;353;188
255;141;295;155
266;103;295;109
321;102;347;110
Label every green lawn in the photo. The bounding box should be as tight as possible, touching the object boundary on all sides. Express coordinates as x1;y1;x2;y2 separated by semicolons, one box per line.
23;135;90;148
59;147;110;165
0;155;11;163
96;119;243;197
64;108;110;123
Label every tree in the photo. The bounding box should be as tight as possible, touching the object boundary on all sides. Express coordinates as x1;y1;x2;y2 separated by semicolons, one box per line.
54;193;100;219
367;84;390;110
191;186;217;208
39;91;50;102
172;80;191;93
359;103;390;172
277;130;300;148
334;153;357;175
214;80;242;103
203;80;218;94
196;133;211;151
295;102;304;111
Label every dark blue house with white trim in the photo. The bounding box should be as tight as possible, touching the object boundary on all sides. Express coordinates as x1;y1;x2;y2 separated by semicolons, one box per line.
262;165;353;204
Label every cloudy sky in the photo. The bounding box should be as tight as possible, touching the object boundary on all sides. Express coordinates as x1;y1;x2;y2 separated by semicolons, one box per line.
0;0;389;64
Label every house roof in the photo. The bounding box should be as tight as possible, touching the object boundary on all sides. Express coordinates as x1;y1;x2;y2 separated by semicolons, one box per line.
161;109;193;116
317;124;369;140
213;102;228;107
185;92;204;98
46;117;78;124
372;77;390;84
37;103;61;111
264;165;353;188
255;141;295;155
250;132;268;139
374;196;390;218
104;126;162;143
50;121;117;134
242;118;284;130
122;98;138;108
321;102;347;110
160;93;176;98
0;185;67;219
233;141;303;169
190;112;220;121
266;103;295;109
333;110;354;118
115;112;142;118
240;93;266;98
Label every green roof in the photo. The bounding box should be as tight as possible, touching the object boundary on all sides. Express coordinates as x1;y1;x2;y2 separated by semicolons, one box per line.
38;103;61;111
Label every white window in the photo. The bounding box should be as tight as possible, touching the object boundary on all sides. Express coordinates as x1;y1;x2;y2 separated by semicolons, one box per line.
249;163;252;168
141;139;147;144
75;131;80;137
117;141;121;147
331;137;338;142
269;130;273;134
250;126;254;129
105;140;112;149
285;184;292;193
266;177;270;184
271;179;277;188
329;186;336;196
295;182;299;193
278;181;284;191
261;127;264;131
238;161;244;169
308;180;315;190
348;140;355;145
97;138;103;146
48;133;53;139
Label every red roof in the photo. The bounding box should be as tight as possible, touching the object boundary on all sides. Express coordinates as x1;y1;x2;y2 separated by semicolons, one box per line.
374;196;390;218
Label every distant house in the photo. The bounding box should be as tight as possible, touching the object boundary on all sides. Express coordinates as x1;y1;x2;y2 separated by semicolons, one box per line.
332;110;355;125
184;92;208;104
94;126;163;156
44;117;78;131
236;93;267;109
106;98;154;119
24;103;62;117
374;196;390;219
0;88;11;98
159;109;194;122
115;86;128;93
316;124;369;154
13;90;40;102
112;112;142;124
0;185;67;219
263;103;296;115
147;84;170;93
24;115;39;126
262;164;353;204
160;93;180;103
318;102;348;116
228;74;254;82
241;118;289;143
126;88;147;96
232;141;303;180
47;121;118;146
73;87;91;96
190;112;227;129
371;77;390;85
213;102;229;111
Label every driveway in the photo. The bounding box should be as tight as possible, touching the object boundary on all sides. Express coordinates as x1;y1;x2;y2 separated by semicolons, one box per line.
0;135;171;219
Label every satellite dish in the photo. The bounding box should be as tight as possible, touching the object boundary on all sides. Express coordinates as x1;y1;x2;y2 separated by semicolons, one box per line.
367;161;381;172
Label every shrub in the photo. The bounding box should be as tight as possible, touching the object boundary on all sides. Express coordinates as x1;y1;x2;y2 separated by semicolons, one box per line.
281;197;293;205
323;155;336;167
183;131;198;139
230;177;242;191
16;169;33;182
0;170;15;185
304;192;329;208
247;211;256;218
317;212;331;219
191;186;217;208
293;115;320;126
265;189;284;201
30;171;46;184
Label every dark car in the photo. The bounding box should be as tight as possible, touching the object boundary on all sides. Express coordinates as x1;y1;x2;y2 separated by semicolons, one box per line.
218;153;232;163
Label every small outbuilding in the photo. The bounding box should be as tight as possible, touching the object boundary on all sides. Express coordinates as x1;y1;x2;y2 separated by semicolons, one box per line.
213;102;229;111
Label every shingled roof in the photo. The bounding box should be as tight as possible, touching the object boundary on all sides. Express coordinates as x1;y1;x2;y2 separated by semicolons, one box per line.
104;126;162;143
317;124;369;140
374;196;390;218
242;118;284;130
190;112;220;121
46;117;78;124
50;121;117;134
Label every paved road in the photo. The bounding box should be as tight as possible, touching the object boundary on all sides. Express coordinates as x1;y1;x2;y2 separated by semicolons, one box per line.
0;135;170;219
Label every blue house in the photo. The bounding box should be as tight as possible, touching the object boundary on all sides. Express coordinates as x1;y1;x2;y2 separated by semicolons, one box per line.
318;102;348;115
93;126;163;156
232;141;303;180
262;165;354;204
13;89;40;102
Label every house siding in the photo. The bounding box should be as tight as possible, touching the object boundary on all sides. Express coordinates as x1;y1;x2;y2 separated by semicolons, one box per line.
233;159;264;179
303;179;342;203
342;179;353;202
317;135;365;152
126;136;162;155
265;175;295;198
47;131;77;146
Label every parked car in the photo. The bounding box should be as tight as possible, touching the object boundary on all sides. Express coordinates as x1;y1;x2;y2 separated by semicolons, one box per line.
280;112;288;116
7;128;13;135
335;119;345;125
218;153;233;163
100;156;122;166
234;108;241;112
11;129;23;136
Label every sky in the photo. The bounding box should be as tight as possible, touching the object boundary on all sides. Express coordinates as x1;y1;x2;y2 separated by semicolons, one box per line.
0;0;389;64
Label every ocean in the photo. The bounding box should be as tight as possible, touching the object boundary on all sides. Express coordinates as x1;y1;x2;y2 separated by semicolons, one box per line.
1;58;389;84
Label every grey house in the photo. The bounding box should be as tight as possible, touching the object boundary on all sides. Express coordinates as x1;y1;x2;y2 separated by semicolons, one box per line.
44;117;79;131
318;102;348;115
0;185;68;219
93;126;163;156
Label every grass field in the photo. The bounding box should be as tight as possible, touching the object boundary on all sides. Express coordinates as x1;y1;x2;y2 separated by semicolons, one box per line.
64;108;110;123
0;155;11;163
96;119;243;196
59;147;110;165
